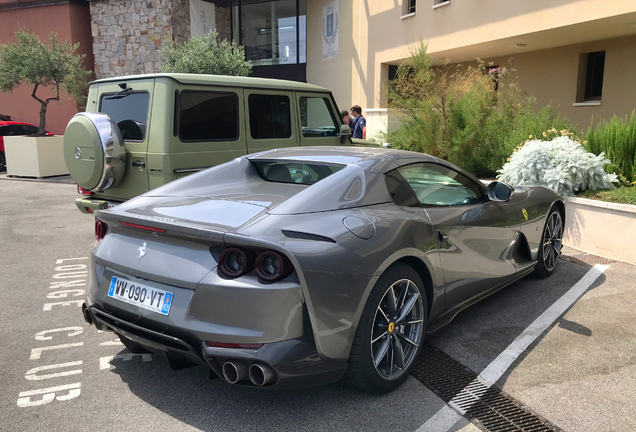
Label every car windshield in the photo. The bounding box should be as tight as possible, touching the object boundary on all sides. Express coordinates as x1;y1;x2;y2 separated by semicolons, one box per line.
99;92;150;141
252;160;345;185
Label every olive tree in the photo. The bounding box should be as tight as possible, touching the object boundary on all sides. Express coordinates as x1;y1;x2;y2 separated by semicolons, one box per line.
0;30;91;135
161;31;252;76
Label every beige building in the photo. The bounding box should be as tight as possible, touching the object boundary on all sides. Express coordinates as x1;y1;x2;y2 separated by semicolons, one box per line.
306;0;636;137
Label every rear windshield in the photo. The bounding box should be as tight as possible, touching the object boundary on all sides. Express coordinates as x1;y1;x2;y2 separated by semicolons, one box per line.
99;92;150;141
252;160;344;185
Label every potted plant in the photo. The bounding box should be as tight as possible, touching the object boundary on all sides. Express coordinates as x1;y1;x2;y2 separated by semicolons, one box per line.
0;30;90;177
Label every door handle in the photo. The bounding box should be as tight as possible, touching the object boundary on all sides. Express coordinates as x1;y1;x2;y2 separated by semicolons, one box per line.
131;160;146;168
437;230;448;242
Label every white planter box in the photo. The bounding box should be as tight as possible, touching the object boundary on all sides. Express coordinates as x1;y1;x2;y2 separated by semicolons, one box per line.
4;135;69;178
564;197;636;264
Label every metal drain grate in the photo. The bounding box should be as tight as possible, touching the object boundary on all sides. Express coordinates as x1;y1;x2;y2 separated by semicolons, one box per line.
411;345;562;432
560;252;615;267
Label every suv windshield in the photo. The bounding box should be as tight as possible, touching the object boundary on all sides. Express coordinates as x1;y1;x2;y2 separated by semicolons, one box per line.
99;92;150;141
252;160;344;185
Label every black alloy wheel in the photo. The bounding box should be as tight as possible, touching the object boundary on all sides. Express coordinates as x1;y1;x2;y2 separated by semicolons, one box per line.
534;207;563;278
345;263;427;393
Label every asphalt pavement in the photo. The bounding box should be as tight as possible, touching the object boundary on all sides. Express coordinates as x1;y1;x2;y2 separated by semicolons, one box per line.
1;178;634;432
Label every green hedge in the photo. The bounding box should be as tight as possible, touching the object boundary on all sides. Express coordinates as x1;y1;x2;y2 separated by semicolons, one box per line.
585;110;636;183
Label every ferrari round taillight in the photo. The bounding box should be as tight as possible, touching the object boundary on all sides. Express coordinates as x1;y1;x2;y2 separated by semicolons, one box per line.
255;251;291;281
95;219;108;242
219;248;254;278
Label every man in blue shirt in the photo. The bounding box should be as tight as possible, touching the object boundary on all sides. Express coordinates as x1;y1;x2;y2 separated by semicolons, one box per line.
350;105;366;140
341;110;356;134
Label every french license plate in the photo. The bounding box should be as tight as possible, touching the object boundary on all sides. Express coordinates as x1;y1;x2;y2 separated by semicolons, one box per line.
108;276;173;316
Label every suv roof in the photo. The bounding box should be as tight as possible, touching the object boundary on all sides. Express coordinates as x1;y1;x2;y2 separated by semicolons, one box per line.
246;146;438;174
90;73;329;93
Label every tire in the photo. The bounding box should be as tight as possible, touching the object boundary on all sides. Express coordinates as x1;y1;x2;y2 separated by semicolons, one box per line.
533;207;564;278
345;263;427;393
0;151;5;172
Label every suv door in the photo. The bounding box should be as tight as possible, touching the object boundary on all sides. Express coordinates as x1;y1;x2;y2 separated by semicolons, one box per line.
95;80;154;199
245;90;298;153
295;93;342;146
171;86;245;179
394;163;519;311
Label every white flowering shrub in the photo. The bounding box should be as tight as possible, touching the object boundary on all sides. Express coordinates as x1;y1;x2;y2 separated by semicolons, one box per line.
497;136;617;196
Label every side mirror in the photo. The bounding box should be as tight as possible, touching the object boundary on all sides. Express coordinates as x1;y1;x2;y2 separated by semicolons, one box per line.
339;124;351;144
487;181;513;202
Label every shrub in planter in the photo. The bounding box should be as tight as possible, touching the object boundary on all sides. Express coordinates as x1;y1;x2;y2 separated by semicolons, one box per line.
497;136;617;196
385;43;583;179
161;31;252;76
585;110;636;183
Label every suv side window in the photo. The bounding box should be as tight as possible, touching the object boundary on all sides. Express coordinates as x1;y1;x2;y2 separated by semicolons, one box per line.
179;91;239;142
299;97;338;137
397;163;486;207
248;94;292;139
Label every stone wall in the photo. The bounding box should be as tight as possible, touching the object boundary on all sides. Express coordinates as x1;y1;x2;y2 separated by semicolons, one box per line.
90;0;235;78
215;5;231;41
90;0;191;78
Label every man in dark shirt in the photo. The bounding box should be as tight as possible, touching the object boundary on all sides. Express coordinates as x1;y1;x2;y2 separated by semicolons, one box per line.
341;110;355;133
350;105;366;140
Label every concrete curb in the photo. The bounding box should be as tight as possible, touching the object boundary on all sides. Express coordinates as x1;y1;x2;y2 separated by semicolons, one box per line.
565;196;636;214
563;197;636;264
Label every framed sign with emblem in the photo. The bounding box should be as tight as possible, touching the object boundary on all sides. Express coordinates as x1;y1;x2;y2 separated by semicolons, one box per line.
322;0;339;60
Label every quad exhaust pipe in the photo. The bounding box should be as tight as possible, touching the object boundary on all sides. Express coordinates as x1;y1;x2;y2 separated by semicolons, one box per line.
249;363;276;386
222;360;248;384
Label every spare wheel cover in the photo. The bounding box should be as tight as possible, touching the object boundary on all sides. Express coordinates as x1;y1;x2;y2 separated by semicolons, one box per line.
63;112;126;191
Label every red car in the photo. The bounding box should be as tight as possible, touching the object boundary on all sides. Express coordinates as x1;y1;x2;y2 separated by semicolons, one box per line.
0;121;53;170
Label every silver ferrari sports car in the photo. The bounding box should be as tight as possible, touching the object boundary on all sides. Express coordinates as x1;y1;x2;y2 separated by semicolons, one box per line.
82;147;564;393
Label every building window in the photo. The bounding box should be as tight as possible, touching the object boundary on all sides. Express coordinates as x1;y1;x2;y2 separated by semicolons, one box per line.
585;51;605;101
486;65;500;91
403;0;416;15
233;0;306;66
576;51;605;102
433;0;450;7
388;65;399;81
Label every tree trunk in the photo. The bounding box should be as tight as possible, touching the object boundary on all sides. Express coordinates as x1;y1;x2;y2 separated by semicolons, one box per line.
38;101;48;135
31;82;59;136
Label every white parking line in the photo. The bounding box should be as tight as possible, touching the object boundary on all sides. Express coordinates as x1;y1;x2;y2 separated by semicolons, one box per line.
416;263;610;432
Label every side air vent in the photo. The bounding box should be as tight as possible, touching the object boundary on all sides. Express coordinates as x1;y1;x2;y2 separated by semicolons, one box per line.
282;230;336;243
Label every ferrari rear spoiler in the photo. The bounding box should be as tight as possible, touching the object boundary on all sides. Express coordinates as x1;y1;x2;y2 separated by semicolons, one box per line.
94;210;226;243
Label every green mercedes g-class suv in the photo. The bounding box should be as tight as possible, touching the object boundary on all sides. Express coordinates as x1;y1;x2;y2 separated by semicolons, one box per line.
63;73;367;214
